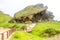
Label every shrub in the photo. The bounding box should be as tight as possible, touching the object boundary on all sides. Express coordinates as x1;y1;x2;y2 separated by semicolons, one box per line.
40;28;60;37
0;22;16;28
31;22;60;37
15;23;27;30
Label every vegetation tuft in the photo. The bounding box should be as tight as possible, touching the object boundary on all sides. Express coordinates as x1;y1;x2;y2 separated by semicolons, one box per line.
10;31;45;40
31;22;60;37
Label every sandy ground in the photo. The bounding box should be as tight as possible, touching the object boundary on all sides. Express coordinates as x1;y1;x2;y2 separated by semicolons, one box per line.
47;34;60;40
25;23;36;32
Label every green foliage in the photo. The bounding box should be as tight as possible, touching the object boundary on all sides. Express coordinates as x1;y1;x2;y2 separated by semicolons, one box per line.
15;23;27;30
0;22;27;30
10;21;60;40
31;22;60;37
0;22;16;28
0;11;26;29
10;31;45;40
41;28;60;37
0;11;14;28
14;5;44;19
0;11;11;23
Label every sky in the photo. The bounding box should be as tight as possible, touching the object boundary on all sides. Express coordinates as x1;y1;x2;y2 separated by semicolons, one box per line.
0;0;60;21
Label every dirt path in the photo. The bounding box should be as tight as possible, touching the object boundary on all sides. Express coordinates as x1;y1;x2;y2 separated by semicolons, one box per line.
25;23;36;32
47;34;60;40
0;27;10;33
0;27;10;40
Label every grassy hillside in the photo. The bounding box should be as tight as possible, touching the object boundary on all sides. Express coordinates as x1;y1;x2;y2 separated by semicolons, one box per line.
31;21;60;37
0;11;11;23
0;11;27;29
10;31;45;40
10;21;60;40
0;11;15;28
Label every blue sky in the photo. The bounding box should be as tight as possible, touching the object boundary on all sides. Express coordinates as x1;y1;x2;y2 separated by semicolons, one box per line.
0;0;60;21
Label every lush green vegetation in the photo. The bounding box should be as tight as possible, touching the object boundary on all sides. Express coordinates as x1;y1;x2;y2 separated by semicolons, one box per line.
15;23;27;30
0;22;15;28
0;11;14;28
10;21;60;40
14;5;44;19
31;21;60;37
0;22;26;30
0;11;11;23
10;31;45;40
0;11;26;29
